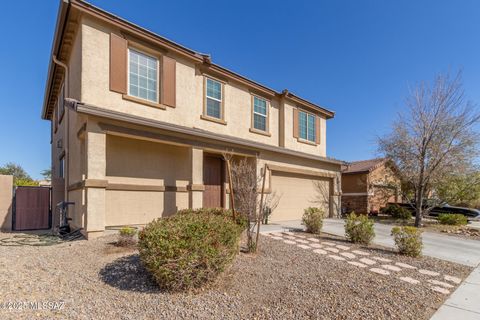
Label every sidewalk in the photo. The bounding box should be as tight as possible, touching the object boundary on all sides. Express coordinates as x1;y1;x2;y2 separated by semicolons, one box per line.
260;218;480;320
430;266;480;320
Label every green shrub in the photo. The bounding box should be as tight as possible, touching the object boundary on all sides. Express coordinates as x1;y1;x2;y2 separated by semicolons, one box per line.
391;226;423;257
138;208;244;291
382;204;412;220
344;212;375;245
438;213;468;226
118;226;137;246
302;207;324;234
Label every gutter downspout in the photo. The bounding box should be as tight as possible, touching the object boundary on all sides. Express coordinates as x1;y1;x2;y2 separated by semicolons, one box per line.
52;55;70;210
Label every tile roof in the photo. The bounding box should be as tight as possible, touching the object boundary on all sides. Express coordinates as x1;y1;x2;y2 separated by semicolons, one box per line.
341;158;386;174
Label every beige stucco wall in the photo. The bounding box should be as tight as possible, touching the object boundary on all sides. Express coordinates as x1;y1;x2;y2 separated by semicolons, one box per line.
0;175;13;231
104;135;191;226
106;135;190;187
105;190;189;226
283;101;327;156
79;15;329;158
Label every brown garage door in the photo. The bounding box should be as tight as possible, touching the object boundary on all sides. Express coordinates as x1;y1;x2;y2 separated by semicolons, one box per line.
14;186;51;231
270;172;330;222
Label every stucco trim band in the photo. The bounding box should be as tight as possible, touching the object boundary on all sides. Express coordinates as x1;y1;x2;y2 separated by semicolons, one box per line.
268;164;336;179
68;180;204;193
69;100;343;165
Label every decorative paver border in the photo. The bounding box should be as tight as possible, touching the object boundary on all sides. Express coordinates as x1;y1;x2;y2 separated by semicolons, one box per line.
264;232;464;295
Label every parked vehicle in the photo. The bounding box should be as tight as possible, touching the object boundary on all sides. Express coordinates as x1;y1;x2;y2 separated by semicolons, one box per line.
385;202;480;221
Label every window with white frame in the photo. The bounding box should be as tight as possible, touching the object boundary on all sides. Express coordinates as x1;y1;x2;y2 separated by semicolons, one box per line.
298;110;316;142
205;78;222;119
253;96;268;131
128;48;158;103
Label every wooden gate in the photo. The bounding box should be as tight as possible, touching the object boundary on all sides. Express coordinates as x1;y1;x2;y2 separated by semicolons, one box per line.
13;186;51;231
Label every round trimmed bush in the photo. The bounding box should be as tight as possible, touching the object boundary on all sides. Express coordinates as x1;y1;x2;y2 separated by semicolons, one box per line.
438;213;468;226
381;204;412;220
344;212;375;245
391;226;423;257
302;207;324;234
118;226;137;247
138;208;244;291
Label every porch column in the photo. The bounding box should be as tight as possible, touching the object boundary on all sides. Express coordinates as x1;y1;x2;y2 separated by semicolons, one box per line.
188;147;204;209
330;172;342;218
85;126;106;238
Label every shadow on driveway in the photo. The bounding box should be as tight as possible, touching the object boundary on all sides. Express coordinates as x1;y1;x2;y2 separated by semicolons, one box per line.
99;254;160;293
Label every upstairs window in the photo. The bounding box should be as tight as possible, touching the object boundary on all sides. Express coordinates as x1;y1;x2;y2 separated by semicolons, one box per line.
253;96;268;132
205;78;222;119
128;49;158;103
59;155;65;179
299;110;316;142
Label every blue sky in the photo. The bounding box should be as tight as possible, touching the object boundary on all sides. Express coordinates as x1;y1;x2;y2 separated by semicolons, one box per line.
0;0;479;179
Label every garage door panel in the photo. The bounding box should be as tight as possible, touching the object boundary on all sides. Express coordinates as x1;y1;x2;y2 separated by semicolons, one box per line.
270;172;330;222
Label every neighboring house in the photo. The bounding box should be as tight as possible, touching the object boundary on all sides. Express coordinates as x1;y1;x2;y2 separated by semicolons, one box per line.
341;158;401;214
41;0;343;239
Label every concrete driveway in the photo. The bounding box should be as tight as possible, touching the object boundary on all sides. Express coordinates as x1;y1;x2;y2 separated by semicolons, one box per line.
261;218;480;267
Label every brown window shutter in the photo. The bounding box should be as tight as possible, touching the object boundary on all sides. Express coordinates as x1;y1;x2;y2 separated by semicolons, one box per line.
109;33;127;94
315;116;321;144
293;108;299;138
161;56;176;107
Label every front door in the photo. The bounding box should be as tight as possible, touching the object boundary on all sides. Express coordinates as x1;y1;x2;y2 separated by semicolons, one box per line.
203;156;224;208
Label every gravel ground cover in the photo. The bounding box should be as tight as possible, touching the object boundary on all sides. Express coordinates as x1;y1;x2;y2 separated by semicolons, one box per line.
0;231;472;320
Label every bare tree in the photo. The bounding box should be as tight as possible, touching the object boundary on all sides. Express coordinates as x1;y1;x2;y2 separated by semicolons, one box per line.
378;71;480;226
313;180;333;217
229;157;280;252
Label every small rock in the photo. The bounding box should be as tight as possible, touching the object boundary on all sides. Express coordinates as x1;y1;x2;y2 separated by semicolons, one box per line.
324;247;340;253
328;255;346;261
370;268;390;275
359;258;376;265
321;241;336;246
297;244;311;250
395;262;416;269
427;280;453;288
313;249;328;255
431;286;450;294
372;257;392;263
444;275;461;284
381;264;402;272
295;239;310;244
336;245;350;250
418;269;440;277
340;252;356;259
399;277;420;284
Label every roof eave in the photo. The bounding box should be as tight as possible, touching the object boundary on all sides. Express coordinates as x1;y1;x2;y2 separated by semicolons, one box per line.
43;0;336;119
41;0;70;120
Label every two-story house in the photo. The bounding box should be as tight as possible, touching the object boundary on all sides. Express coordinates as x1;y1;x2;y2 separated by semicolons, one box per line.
42;0;343;239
